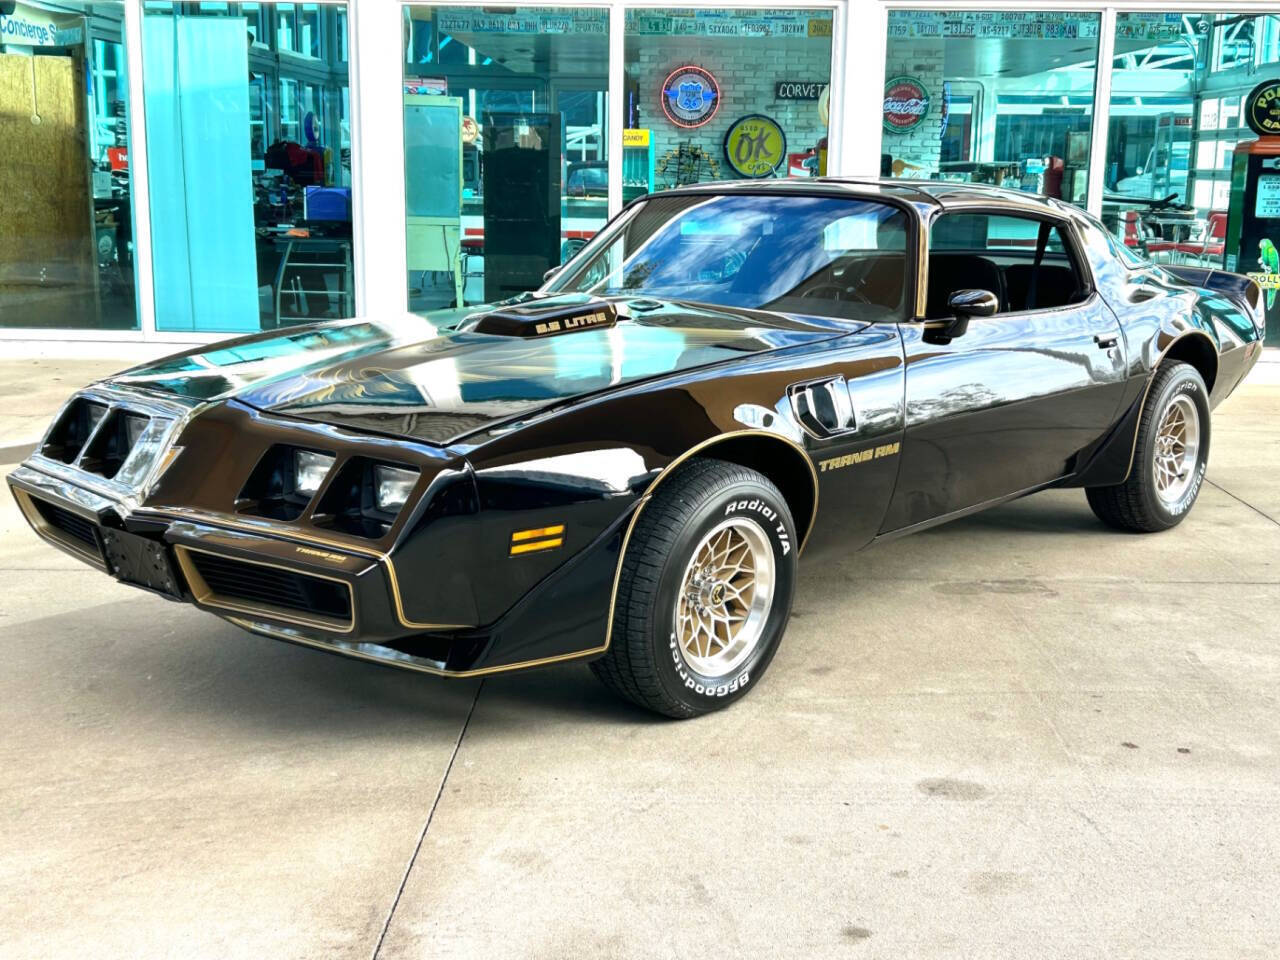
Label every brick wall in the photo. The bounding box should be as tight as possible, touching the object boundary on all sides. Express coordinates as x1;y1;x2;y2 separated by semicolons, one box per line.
881;39;945;176
628;33;832;184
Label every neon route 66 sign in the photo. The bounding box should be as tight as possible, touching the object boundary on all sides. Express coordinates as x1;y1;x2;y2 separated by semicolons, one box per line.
661;65;721;129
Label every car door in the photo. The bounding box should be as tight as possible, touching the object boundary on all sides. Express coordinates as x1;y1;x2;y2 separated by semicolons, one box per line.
880;209;1128;534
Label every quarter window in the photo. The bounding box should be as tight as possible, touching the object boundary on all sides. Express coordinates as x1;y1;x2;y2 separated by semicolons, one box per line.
926;213;1087;318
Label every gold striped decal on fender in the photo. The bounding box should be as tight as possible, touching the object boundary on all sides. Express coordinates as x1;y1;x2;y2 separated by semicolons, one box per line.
510;524;564;542
510;524;565;556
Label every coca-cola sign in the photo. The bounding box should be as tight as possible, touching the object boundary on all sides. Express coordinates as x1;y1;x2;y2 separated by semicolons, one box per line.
883;76;930;133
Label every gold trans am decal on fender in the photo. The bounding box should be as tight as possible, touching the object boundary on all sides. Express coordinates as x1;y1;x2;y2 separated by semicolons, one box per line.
295;545;351;564
819;441;900;473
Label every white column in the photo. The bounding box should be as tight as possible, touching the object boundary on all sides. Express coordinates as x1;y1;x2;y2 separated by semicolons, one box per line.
122;0;157;338
1086;7;1117;217
837;0;887;177
608;2;625;218
348;0;409;316
974;81;997;163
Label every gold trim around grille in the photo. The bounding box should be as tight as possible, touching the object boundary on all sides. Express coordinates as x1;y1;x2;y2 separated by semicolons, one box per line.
13;489;107;570
174;544;356;634
138;508;470;631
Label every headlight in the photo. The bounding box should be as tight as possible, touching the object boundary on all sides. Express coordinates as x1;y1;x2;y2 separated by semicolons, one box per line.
295;450;335;496
374;465;418;512
123;413;148;448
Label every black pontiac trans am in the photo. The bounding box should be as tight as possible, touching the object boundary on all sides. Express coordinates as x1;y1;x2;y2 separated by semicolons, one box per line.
8;180;1265;717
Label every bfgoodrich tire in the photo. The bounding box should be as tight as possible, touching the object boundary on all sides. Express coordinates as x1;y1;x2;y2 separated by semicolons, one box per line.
1086;360;1210;532
590;459;798;718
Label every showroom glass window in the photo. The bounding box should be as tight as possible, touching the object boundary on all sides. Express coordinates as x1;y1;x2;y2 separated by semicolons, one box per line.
0;1;138;330
624;9;834;192
141;1;353;333
882;11;1101;205
1100;13;1280;269
401;6;609;314
1192;15;1280;244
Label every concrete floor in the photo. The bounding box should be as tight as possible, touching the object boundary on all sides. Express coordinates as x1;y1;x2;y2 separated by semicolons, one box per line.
1;355;1278;959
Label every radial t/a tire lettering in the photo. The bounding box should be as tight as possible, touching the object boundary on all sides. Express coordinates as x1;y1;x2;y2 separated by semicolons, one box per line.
590;458;798;718
1086;360;1210;533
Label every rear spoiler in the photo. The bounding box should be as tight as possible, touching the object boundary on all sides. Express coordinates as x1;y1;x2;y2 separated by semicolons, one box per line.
1164;265;1266;335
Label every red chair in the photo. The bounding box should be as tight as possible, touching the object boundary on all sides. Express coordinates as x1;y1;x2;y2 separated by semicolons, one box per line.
1122;209;1176;261
1174;211;1227;265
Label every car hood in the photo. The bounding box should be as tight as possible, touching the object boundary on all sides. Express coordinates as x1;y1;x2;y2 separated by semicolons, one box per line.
107;296;858;445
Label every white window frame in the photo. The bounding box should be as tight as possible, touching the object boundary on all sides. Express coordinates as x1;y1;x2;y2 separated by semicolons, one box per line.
9;0;1280;352
0;0;356;351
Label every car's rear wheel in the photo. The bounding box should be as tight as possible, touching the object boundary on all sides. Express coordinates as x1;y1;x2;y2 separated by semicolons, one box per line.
590;459;797;718
1086;360;1210;532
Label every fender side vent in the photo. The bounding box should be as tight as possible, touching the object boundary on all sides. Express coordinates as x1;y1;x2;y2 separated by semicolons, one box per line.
472;299;618;338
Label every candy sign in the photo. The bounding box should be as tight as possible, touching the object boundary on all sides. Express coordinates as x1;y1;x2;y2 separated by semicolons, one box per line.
883;76;930;133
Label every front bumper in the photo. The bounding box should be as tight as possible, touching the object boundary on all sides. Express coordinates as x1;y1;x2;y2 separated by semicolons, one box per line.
7;461;491;675
9;380;633;678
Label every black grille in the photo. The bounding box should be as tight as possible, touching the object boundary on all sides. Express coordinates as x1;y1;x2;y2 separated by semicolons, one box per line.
187;551;352;623
33;498;99;549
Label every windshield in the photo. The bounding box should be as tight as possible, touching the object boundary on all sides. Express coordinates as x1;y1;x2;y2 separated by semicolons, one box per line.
547;193;912;323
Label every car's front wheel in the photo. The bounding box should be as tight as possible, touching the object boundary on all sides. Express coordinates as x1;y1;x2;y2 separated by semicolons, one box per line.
1086;360;1210;532
590;459;798;718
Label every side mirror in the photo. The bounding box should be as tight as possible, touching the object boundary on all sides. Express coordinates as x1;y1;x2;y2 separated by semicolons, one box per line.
926;289;998;344
949;288;999;318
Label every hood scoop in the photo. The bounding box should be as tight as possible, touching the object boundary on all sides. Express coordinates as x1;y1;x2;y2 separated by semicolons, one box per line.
470;298;619;338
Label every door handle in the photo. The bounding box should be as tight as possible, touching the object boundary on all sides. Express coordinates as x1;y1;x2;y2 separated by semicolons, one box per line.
789;376;856;439
1094;333;1118;349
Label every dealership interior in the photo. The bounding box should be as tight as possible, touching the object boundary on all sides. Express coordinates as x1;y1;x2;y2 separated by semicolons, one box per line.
3;5;1280;338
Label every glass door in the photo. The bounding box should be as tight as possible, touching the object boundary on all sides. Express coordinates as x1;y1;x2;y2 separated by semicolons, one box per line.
401;5;610;312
